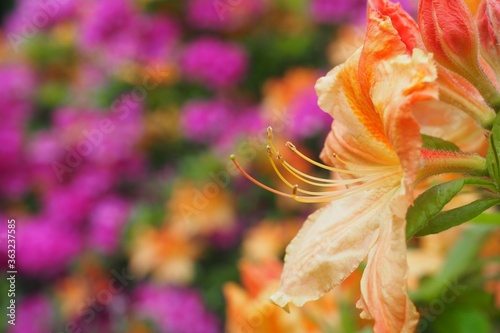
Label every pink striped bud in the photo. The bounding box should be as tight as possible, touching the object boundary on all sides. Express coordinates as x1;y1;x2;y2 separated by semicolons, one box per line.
477;0;500;81
419;0;500;108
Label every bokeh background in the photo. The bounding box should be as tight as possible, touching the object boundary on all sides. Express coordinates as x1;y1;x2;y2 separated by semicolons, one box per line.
0;0;498;332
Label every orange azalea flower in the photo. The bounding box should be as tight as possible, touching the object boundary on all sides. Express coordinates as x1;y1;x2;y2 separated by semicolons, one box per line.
127;224;202;284
269;11;435;328
168;180;237;237
242;219;303;262
230;4;488;332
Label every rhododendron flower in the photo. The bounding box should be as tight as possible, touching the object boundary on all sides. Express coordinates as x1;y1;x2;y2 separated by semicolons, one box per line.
232;3;489;332
266;13;437;331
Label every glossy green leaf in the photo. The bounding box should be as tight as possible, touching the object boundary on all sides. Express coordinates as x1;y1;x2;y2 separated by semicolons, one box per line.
414;198;500;237
486;114;500;190
421;134;460;152
406;178;493;239
406;179;465;239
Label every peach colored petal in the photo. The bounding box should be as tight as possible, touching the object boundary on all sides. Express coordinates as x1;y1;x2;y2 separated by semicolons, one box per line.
270;185;400;308
357;193;419;333
368;0;423;51
316;48;397;167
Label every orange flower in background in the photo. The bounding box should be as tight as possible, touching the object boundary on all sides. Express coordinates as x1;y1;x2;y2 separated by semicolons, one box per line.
128;224;201;284
168;180;237;237
242;219;302;262
224;259;364;333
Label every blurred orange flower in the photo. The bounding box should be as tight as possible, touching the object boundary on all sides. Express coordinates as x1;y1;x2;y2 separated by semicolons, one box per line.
224;259;364;333
168;180;237;237
128;224;201;284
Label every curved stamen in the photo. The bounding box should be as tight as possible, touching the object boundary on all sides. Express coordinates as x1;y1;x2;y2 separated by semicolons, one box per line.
231;127;402;204
230;154;295;198
266;130;378;185
290;172;400;203
284;141;386;175
266;146;326;195
231;155;400;203
276;152;380;186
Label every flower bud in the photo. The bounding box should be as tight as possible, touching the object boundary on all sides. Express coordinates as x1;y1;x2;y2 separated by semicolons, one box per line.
419;0;500;108
477;0;500;82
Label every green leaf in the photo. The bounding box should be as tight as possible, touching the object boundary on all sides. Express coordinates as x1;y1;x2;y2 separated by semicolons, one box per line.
406;178;493;239
471;212;500;225
431;308;492;333
414;198;500;237
486;114;500;189
421;134;460;152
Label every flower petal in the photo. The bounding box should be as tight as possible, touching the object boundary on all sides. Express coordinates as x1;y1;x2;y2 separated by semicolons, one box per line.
368;0;424;51
371;48;438;195
270;185;400;308
357;194;419;332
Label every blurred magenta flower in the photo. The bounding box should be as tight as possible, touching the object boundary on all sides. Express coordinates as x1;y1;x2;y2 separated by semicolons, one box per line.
287;87;332;139
51;96;145;175
0;65;36;126
5;0;77;35
136;14;180;64
181;99;263;151
187;0;268;31
310;0;367;24
87;196;130;254
310;0;417;24
0;128;28;198
181;37;248;89
133;284;220;333
262;68;331;140
79;0;179;66
181;99;234;143
8;294;53;333
79;0;139;64
17;219;83;276
42;186;94;226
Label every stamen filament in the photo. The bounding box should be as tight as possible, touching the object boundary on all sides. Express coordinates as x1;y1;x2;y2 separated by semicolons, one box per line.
290;172;400;203
266;129;378;184
231;127;403;204
284;141;386;175
332;153;399;172
230;155;295;198
276;153;380;186
266;146;327;195
231;155;400;203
